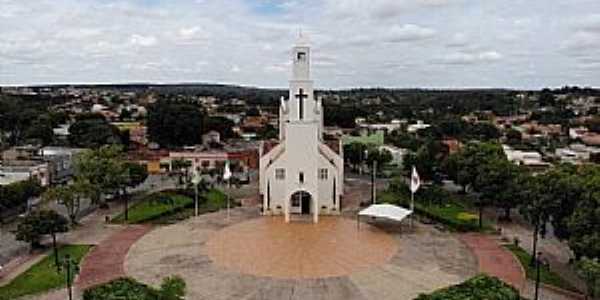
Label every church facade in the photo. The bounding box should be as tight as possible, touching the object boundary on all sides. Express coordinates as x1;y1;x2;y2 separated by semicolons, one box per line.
259;36;344;223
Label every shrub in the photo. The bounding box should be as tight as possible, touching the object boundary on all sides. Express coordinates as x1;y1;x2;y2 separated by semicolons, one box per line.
414;274;522;300
83;276;186;300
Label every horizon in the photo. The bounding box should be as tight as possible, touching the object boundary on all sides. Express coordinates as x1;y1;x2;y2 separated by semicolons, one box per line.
1;81;598;92
1;0;600;88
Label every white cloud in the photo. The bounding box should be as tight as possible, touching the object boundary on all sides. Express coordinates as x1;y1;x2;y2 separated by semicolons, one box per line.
446;33;469;47
386;24;436;42
130;34;158;47
0;0;599;88
433;51;503;65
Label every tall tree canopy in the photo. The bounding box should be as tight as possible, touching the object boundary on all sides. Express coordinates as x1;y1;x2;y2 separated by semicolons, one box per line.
69;114;123;148
147;101;204;148
74;145;126;205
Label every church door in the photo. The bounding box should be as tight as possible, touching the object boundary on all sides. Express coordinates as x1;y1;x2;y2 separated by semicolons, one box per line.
290;191;312;215
301;193;311;214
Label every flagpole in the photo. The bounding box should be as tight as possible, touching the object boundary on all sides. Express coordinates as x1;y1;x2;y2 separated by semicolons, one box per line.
227;178;231;221
410;190;414;228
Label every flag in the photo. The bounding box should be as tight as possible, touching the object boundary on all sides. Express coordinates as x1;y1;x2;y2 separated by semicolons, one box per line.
410;166;421;193
191;170;202;185
223;161;232;181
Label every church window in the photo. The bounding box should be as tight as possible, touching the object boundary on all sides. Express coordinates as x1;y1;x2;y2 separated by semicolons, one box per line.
299;172;304;184
319;168;328;180
297;51;306;61
275;168;285;180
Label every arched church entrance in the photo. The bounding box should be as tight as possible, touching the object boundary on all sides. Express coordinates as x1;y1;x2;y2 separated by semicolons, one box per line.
290;191;312;215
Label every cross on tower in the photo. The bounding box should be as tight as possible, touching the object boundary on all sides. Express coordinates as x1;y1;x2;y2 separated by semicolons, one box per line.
296;88;308;120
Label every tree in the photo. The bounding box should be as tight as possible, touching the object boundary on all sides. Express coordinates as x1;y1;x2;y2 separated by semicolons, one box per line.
365;147;393;175
445;142;505;192
505;128;522;145
15;210;69;264
567;165;600;260
68;114;123;148
539;89;556;107
343;143;367;172
474;158;524;222
23;115;54;145
0;179;43;213
204;116;236;139
577;258;600;300
403;140;445;182
542;164;583;240
519;174;554;266
74;145;126;205
147;101;204;148
119;162;149;221
42;183;92;225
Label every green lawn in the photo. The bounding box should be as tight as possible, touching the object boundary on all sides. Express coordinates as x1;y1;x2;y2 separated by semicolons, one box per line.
113;189;228;224
378;190;491;232
152;189;229;224
112;193;193;224
504;244;579;293
0;245;92;300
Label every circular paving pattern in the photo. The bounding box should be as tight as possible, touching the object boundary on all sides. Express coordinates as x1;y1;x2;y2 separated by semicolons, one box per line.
125;208;478;300
205;216;398;279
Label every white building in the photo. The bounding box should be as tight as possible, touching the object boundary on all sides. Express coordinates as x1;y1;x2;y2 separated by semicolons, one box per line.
407;120;431;133
259;35;344;223
502;145;550;168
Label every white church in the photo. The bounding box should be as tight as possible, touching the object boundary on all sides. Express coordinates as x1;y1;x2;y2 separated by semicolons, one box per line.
259;35;344;223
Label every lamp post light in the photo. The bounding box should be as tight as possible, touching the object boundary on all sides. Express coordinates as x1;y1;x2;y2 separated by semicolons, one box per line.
58;254;79;300
534;251;549;300
363;150;376;205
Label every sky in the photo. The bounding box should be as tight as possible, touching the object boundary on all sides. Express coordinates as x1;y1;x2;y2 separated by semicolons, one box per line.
1;0;600;89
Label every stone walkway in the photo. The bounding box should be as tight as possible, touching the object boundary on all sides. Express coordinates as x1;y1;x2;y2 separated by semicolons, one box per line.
76;225;152;290
125;208;478;300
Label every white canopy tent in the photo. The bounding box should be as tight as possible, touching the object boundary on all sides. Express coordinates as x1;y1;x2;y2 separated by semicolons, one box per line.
357;204;413;228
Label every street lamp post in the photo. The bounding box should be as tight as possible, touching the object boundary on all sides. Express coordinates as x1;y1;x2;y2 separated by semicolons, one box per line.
372;159;377;204
534;251;549;300
59;254;79;300
122;169;131;222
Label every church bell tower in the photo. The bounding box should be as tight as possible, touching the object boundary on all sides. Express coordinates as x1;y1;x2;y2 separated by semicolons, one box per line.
287;34;317;123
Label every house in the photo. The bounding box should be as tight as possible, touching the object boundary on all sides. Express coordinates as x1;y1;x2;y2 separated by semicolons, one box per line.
502;145;550;168
0;163;50;186
38;147;85;184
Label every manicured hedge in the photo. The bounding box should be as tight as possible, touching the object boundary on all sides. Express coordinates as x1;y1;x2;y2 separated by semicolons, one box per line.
83;277;160;300
83;276;185;300
414;274;523;300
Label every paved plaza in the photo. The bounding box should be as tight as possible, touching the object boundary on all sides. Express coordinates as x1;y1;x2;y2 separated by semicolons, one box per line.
125;208;478;300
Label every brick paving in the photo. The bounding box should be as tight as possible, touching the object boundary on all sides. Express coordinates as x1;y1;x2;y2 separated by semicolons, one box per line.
459;233;526;290
75;225;152;290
